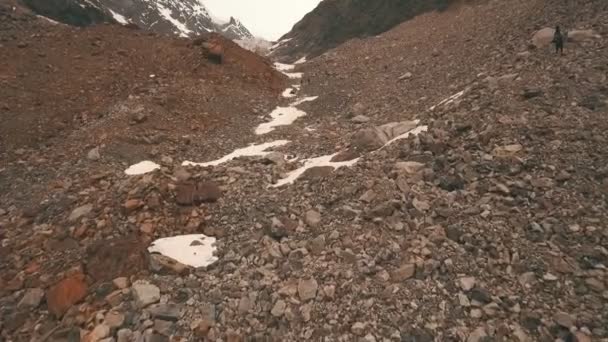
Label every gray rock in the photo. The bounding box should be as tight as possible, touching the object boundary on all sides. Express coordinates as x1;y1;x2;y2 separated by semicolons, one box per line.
132;281;160;308
554;312;575;328
351;127;389;152
398;72;413;81
394;161;425;174
113;277;129;289
352;115;371;123
391;264;415;282
304;210;321;227
154;319;174;336
147;304;182;322
88;324;111;341
271;300;287;317
298;277;318;301
87;147;101;161
467;327;487;342
104;310;125;328
117;329;133;342
459;277;476;291
351;322;366;336
68;204;93;222
18;288;45;308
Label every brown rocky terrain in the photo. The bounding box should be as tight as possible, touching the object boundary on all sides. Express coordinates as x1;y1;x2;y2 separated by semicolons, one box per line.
270;0;458;63
1;0;607;341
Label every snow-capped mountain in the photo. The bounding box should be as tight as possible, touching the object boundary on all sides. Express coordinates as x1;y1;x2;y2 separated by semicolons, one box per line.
21;0;254;40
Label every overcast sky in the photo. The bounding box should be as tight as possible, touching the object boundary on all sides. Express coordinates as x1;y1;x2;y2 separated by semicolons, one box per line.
203;0;322;41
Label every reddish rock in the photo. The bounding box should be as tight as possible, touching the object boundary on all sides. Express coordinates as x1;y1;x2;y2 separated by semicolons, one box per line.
86;237;147;282
124;199;143;213
46;273;88;317
176;181;222;206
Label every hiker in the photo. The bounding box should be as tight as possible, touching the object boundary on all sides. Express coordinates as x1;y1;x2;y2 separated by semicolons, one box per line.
553;25;564;54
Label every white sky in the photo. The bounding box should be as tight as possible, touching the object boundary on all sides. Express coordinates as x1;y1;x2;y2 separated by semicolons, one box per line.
202;0;322;40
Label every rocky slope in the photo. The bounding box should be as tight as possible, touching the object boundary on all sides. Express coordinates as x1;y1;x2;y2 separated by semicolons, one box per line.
20;0;255;40
1;0;607;341
270;0;454;62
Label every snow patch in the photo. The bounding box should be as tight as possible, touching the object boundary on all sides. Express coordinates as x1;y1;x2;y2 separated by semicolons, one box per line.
255;96;318;135
108;9;129;24
273;154;360;187
148;234;217;268
382;123;428;147
430;89;467;111
274;62;295;71
182;140;290;167
157;4;192;37
125;161;160;175
294;56;307;64
282;88;296;98
284;72;303;79
36;15;60;25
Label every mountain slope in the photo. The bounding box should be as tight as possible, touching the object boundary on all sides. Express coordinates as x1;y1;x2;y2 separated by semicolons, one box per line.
20;0;254;40
270;0;454;62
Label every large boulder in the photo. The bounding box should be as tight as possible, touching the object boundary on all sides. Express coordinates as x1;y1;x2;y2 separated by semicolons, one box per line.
351;127;390;152
531;27;555;48
567;29;601;42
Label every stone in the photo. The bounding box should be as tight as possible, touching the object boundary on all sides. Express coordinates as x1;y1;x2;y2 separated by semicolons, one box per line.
310;235;326;255
124;199;143;213
104;311;125;328
116;329;133;342
113;277;129;289
263;152;285;166
470;308;483;318
154;319;174;336
523;88;543;99
86;324;111;341
458;277;476;291
531;27;555;48
46;274;88;317
68;204;93;222
568;29;601;42
304;210;321;227
398;72;413;80
271;300;287;317
359;189;377;202
470;288;492;303
18;288;45;308
391;264;415;282
148;254;191;275
352;115;371;123
87;147;101;161
351;322;366;336
467;327;487;342
238;296;251;314
554;312;575;328
132;281;160;308
147;304;182;322
175;181;221;205
412;198;430;211
351;127;389;152
394;161;425;174
298;277;318;301
585;278;605;292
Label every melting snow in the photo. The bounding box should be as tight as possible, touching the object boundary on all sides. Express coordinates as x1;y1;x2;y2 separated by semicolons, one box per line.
294;56;307;64
37;15;60;25
255;96;318;135
273;153;360;187
282;88;296;98
429;89;467;111
284;72;303;79
125;161;161;175
148;234;217;268
383;123;428;147
274;62;295;71
109;9;129;24
157;4;192;37
182;140;290;167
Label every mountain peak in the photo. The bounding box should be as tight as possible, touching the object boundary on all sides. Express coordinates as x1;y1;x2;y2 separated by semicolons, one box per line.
22;0;255;40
